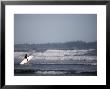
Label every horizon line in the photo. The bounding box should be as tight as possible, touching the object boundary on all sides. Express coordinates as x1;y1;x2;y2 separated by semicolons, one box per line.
14;40;97;45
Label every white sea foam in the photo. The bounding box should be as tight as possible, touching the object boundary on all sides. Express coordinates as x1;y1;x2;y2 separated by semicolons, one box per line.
36;71;66;75
14;49;97;64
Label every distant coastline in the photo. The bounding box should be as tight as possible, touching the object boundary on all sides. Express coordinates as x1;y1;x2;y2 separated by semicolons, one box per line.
14;41;97;52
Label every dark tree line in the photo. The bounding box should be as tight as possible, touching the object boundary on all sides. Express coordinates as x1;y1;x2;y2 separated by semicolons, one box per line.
14;41;97;52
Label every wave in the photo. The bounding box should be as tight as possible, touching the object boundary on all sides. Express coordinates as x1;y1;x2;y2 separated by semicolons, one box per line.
14;69;97;76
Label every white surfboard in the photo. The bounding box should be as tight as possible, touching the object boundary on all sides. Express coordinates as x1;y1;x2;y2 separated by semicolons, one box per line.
20;55;33;65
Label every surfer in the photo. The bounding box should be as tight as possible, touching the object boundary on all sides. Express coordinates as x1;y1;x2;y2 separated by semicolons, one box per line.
24;54;28;61
20;54;33;65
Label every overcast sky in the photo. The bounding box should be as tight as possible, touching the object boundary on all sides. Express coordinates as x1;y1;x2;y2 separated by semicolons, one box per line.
14;14;97;44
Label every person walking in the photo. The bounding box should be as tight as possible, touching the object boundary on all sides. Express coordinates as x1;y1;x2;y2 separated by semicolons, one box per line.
24;54;28;61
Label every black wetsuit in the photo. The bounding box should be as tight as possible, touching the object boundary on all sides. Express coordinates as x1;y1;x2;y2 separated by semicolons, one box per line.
24;54;28;61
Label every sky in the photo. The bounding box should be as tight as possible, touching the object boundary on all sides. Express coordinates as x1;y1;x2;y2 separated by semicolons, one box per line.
14;14;97;44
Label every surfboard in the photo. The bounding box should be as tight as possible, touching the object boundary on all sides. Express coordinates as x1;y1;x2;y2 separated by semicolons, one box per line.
20;55;33;65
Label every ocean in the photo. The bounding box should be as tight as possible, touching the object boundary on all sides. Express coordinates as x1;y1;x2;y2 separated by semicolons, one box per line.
14;49;97;76
14;64;97;76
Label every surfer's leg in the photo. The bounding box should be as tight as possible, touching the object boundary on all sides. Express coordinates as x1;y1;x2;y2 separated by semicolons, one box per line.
27;58;28;61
